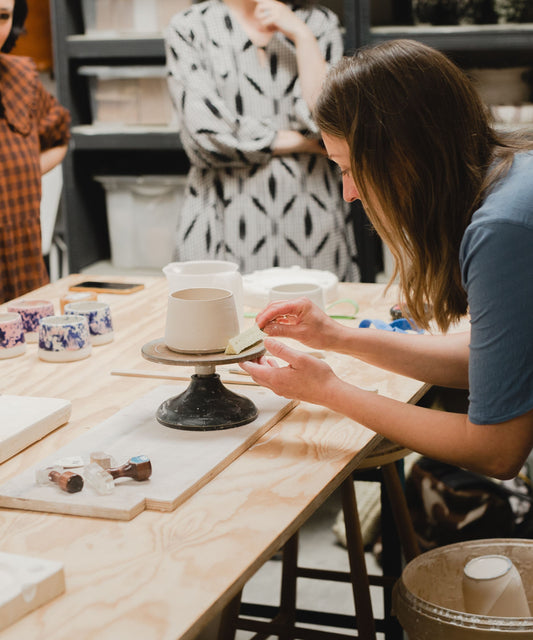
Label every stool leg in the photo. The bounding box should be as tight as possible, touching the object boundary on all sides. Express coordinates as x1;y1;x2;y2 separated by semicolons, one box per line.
380;460;420;640
380;469;404;640
278;532;298;640
382;463;420;563
341;476;377;640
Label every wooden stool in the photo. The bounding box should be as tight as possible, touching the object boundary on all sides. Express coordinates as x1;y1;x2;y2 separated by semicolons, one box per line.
219;438;420;640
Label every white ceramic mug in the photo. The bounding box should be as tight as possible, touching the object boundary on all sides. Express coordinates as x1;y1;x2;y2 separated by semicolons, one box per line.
164;287;240;354
163;261;244;328
64;301;114;345
268;282;325;309
0;312;26;359
7;299;54;343
462;554;531;617
38;315;92;362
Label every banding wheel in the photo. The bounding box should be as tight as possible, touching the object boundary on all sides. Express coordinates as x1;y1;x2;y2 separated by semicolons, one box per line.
141;339;265;431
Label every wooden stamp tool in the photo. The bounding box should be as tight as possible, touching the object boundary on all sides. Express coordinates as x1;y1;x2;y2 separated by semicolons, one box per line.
35;466;84;493
107;456;152;481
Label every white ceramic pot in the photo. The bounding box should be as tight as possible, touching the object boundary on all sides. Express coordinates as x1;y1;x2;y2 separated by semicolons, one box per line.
164;287;240;354
163;261;244;327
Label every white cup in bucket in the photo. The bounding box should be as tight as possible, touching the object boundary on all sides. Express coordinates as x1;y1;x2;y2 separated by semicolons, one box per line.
462;554;530;617
163;261;244;327
164;287;240;354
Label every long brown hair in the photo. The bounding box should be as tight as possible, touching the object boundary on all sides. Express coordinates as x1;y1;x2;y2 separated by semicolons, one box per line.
315;39;533;331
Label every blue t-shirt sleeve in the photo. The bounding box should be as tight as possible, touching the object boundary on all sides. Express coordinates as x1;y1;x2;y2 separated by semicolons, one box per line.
461;220;533;424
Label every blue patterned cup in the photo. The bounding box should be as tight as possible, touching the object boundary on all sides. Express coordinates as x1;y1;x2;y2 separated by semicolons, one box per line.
64;301;114;345
38;315;92;362
7;299;54;343
0;312;26;359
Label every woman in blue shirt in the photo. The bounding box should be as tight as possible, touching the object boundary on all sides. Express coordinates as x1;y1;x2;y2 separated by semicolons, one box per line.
242;39;533;480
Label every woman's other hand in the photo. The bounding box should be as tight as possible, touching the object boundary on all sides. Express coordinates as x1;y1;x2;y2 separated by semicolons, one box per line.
241;338;338;403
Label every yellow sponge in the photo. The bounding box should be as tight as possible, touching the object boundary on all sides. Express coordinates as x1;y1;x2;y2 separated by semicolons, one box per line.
225;324;266;355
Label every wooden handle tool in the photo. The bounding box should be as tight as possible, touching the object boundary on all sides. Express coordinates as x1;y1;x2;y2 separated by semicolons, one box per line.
108;455;152;481
48;470;84;493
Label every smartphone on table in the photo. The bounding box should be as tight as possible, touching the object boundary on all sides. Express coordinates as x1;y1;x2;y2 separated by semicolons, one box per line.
69;281;145;295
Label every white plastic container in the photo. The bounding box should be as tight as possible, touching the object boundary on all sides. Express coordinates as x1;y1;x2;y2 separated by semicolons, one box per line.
78;66;175;127
81;0;191;35
95;175;187;269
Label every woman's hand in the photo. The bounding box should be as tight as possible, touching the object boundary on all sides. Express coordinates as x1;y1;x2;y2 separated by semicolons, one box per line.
255;297;340;351
253;0;310;42
40;145;68;175
253;0;328;109
241;338;339;403
272;131;326;156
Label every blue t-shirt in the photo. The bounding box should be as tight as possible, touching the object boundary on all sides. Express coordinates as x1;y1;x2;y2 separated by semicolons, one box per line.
460;151;533;424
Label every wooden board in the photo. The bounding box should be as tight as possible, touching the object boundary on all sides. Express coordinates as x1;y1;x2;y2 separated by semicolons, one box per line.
0;385;297;520
0;552;65;632
0;396;72;464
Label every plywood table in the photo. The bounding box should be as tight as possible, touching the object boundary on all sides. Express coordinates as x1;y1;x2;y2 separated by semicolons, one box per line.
0;275;428;640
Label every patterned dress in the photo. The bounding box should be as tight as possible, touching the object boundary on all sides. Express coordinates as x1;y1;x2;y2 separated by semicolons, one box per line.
0;54;70;303
166;0;358;280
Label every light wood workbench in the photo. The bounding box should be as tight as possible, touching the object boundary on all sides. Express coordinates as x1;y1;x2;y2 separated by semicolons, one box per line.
0;275;429;640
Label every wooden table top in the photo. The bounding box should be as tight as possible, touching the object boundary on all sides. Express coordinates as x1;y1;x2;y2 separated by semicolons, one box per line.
0;275;428;640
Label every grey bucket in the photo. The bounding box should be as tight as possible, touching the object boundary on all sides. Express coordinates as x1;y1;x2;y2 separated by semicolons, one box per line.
393;539;533;639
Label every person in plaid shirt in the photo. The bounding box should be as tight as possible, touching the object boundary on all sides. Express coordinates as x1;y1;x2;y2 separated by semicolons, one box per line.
0;0;70;303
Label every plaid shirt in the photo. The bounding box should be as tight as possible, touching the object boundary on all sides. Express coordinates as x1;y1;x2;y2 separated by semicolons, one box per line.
0;54;70;303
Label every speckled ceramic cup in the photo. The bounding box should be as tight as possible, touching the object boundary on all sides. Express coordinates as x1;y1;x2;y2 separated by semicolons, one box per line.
38;314;92;362
0;312;26;359
7;299;55;343
64;301;114;345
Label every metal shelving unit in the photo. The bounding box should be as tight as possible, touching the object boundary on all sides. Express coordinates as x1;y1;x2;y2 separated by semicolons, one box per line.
50;0;188;272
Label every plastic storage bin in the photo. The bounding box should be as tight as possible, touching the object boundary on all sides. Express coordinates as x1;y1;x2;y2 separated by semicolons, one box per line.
95;175;187;269
81;0;191;35
79;66;175;127
393;539;533;640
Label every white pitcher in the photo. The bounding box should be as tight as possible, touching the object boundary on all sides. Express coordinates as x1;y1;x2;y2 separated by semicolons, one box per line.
162;260;244;328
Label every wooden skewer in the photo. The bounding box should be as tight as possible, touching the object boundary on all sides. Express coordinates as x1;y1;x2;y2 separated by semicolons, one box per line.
110;369;259;386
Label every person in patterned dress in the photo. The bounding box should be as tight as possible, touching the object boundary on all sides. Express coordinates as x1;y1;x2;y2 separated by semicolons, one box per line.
165;0;358;280
0;0;70;303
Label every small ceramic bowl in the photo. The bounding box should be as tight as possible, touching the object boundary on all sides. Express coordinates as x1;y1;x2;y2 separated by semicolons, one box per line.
38;315;92;362
268;282;325;309
7;299;54;343
64;301;114;345
0;312;26;359
164;287;240;354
